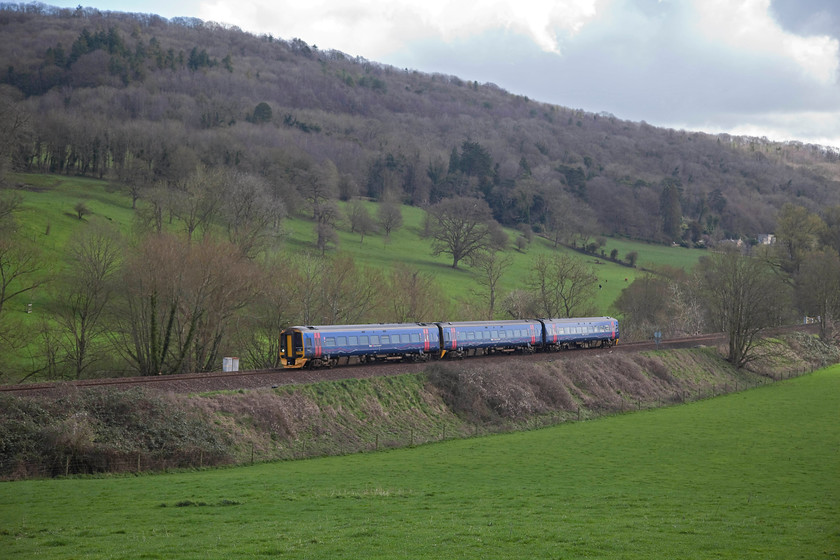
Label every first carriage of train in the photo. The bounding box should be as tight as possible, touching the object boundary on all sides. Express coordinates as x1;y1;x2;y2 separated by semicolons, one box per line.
280;317;618;369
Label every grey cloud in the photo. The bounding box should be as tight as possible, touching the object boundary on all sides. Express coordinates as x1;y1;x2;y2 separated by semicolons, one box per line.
770;0;840;39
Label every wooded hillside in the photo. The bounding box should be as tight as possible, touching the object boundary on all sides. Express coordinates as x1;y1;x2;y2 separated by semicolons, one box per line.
2;3;840;244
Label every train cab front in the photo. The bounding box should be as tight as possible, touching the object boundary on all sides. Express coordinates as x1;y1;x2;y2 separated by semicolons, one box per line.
280;327;308;368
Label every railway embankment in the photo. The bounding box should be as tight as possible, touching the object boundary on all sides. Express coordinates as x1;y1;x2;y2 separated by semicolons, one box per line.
1;332;837;480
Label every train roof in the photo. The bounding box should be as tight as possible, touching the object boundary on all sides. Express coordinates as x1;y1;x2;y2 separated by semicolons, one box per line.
539;316;616;323
436;319;541;328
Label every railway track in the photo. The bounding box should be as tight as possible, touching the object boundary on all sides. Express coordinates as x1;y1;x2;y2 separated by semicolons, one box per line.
0;325;816;396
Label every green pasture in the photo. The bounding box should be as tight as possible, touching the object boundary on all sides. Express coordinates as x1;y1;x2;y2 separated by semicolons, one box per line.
2;366;837;559
282;200;645;314
7;173;706;317
600;236;706;272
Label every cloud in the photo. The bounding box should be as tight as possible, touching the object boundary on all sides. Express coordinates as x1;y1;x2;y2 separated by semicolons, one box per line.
193;0;840;146
197;0;604;57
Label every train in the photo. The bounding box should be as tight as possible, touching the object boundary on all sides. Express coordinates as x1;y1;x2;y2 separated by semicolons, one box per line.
280;317;619;369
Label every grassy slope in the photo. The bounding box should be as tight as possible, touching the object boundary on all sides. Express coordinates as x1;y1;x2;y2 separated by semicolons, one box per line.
1;365;837;559
8;172;706;319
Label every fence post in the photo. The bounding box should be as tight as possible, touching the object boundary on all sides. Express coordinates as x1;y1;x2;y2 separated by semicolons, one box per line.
65;455;70;477
375;433;379;450
251;443;255;465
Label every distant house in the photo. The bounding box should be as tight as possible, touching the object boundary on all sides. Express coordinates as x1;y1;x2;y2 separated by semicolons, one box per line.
757;234;776;245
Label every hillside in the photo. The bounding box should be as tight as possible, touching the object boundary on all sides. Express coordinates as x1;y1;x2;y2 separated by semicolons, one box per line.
2;3;840;244
8;171;701;318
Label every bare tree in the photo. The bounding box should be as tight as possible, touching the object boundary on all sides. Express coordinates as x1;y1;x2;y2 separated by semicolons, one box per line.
0;234;44;319
230;256;301;369
820;205;840;256
299;159;339;220
315;199;342;254
53;222;122;378
501;289;538;319
386;264;445;322
73;201;91;220
699;248;791;368
426;196;496;268
319;254;383;324
527;253;598;318
289;252;327;326
0;91;30;185
774;203;825;273
614;274;672;340
347;200;376;244
796;249;840;340
111;235;259;375
220;171;286;257
470;250;513;320
0;191;22;232
377;197;403;242
171;166;225;242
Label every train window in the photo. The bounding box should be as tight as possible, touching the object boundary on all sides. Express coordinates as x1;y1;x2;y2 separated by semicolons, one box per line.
381;335;390;344
499;331;506;339
325;337;336;347
370;335;379;345
491;330;498;338
337;336;347;346
349;336;358;346
483;331;490;339
360;335;369;345
411;333;420;343
401;334;411;343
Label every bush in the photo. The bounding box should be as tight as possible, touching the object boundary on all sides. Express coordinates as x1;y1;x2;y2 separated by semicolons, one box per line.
0;388;232;479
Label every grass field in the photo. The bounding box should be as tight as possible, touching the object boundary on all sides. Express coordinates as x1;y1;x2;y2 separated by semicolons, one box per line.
7;172;707;317
2;366;837;559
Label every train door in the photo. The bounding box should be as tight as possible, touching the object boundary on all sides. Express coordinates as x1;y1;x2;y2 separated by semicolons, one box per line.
280;329;306;367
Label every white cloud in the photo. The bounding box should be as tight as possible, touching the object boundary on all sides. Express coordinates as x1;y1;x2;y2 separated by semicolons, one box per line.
693;0;838;84
198;0;603;57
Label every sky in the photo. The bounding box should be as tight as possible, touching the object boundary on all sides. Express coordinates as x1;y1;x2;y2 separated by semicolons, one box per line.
46;0;840;148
